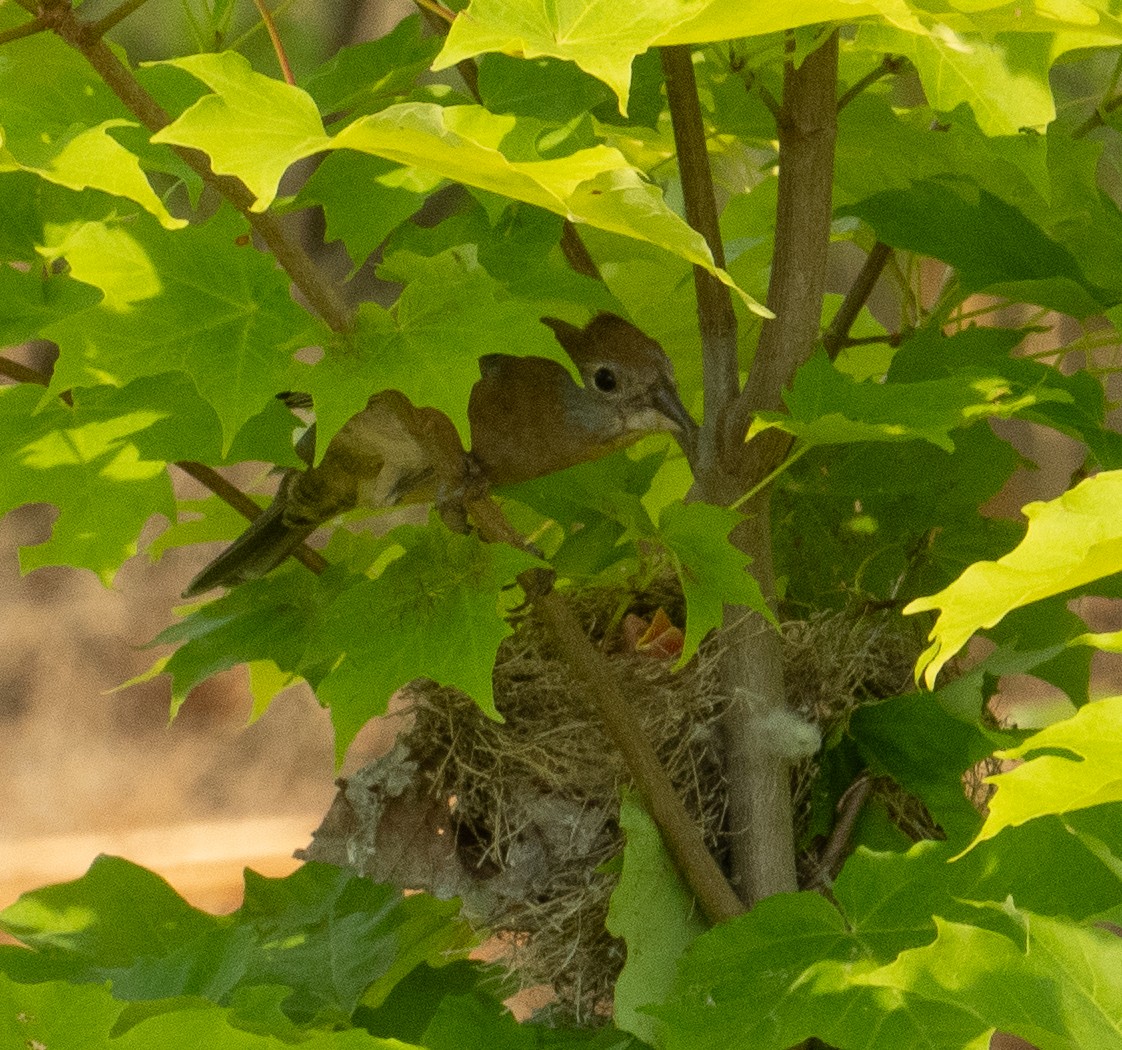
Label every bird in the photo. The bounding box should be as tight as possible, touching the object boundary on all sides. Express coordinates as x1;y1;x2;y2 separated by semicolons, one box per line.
182;390;464;597
468;312;697;486
183;312;696;596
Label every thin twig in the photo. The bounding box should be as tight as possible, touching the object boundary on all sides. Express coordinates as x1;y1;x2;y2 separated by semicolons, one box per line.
250;0;294;86
813;773;872;886
0;355;328;575
413;0;456;24
227;0;296;50
823;241;892;360
743;70;781;122
176;461;328;575
837;54;906;112
88;0;153;38
0;14;48;45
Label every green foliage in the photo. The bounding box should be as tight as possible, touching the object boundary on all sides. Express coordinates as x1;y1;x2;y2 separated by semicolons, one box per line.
907;470;1122;686
5;0;1122;1047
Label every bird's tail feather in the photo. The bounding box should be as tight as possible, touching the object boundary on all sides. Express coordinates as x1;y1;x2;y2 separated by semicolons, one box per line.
182;500;316;597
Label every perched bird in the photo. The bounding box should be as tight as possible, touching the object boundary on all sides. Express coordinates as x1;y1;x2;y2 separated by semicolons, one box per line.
184;312;696;596
469;312;697;485
182;390;464;597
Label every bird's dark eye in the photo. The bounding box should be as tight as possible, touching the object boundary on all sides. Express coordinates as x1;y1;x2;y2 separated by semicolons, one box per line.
592;367;617;392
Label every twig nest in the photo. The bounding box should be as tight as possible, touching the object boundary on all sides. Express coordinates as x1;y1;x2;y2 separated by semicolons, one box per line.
300;592;926;1021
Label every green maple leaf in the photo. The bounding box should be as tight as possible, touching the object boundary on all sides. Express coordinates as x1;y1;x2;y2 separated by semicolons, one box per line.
753;349;1070;453
658;501;774;665
0;264;99;346
43;207;326;451
959;696;1122;856
307;523;541;763
0;383;175;582
906;469;1122;687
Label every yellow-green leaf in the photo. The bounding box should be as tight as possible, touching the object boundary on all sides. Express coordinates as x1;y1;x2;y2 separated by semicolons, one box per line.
0;120;186;230
906;470;1122;687
957;696;1122;856
148;51;330;212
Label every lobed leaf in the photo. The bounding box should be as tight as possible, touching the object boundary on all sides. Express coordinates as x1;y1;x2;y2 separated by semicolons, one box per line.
606;789;705;1044
959;696;1122;855
906;470;1122;687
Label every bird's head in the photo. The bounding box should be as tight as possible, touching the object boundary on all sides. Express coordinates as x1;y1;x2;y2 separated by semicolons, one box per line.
541;313;698;462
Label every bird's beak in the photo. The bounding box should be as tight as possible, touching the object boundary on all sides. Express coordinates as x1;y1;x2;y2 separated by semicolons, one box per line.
651;382;699;466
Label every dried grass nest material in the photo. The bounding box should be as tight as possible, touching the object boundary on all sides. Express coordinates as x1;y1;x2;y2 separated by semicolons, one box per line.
300;590;926;1022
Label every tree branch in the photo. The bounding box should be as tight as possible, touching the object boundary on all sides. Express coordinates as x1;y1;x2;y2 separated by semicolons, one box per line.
822;241;892;360
660;45;740;488
719;32;840;905
88;0;153;38
731;33;839;478
0;355;328;576
534;586;745;923
0;13;48;45
463;488;745;923
40;1;353;335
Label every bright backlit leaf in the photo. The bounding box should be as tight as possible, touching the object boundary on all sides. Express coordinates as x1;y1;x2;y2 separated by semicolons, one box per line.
959;696;1122;855
906;470;1122;687
150;51;331;212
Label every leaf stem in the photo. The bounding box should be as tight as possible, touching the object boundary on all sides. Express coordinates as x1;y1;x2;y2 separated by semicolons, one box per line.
250;0;294;86
729;442;810;511
823;241;892;360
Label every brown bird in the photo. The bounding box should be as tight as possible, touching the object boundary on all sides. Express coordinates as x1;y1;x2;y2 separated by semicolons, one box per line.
184;313;695;595
182;390;463;597
469;312;697;485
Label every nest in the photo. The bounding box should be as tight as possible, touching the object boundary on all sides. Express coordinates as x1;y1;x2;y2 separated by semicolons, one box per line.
300;587;929;1022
